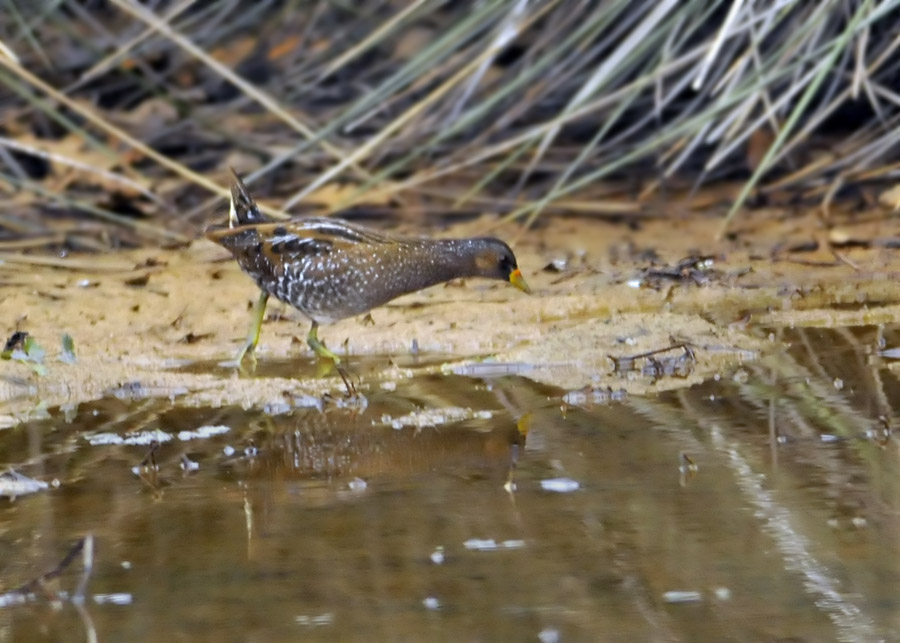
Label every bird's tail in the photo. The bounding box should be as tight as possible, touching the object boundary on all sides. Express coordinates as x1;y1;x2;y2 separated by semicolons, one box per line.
228;169;269;228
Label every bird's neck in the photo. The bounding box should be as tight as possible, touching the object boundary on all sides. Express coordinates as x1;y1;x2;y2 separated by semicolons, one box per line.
381;239;482;298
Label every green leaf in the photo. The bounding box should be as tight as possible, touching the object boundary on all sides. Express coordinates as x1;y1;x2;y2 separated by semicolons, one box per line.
60;333;77;364
23;336;45;364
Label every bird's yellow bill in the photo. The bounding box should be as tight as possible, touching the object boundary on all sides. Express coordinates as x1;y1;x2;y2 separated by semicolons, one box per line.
509;268;530;293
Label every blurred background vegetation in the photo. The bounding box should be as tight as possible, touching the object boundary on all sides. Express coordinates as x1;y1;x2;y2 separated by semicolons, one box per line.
1;0;899;250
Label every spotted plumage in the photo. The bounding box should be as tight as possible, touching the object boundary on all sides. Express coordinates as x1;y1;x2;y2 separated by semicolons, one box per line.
206;170;530;394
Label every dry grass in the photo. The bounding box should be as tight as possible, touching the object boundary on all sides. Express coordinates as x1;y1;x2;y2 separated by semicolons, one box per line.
1;1;899;247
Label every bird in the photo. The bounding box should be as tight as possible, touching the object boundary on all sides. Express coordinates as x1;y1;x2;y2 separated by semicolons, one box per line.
206;170;530;395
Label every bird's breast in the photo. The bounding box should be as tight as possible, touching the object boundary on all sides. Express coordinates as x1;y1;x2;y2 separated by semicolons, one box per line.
234;238;475;323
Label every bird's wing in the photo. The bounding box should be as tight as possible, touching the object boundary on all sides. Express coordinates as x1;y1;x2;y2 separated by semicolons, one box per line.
283;218;405;246
206;217;409;258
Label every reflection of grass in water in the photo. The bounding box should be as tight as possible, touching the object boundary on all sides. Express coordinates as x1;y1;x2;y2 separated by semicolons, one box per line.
628;333;900;639
646;325;900;521
0;371;525;487
170;351;482;381
6;327;900;640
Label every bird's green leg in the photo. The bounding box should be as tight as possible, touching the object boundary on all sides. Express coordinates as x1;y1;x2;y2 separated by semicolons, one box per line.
307;322;355;395
235;291;269;368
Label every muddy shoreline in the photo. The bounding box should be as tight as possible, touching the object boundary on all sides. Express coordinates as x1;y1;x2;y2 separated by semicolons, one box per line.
4;211;900;425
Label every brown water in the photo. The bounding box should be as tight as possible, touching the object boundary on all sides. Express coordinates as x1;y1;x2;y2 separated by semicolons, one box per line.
3;327;900;642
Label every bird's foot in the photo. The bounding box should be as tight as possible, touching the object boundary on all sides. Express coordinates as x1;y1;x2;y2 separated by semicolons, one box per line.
307;324;359;397
231;291;269;373
313;353;357;397
234;340;258;373
334;360;357;397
